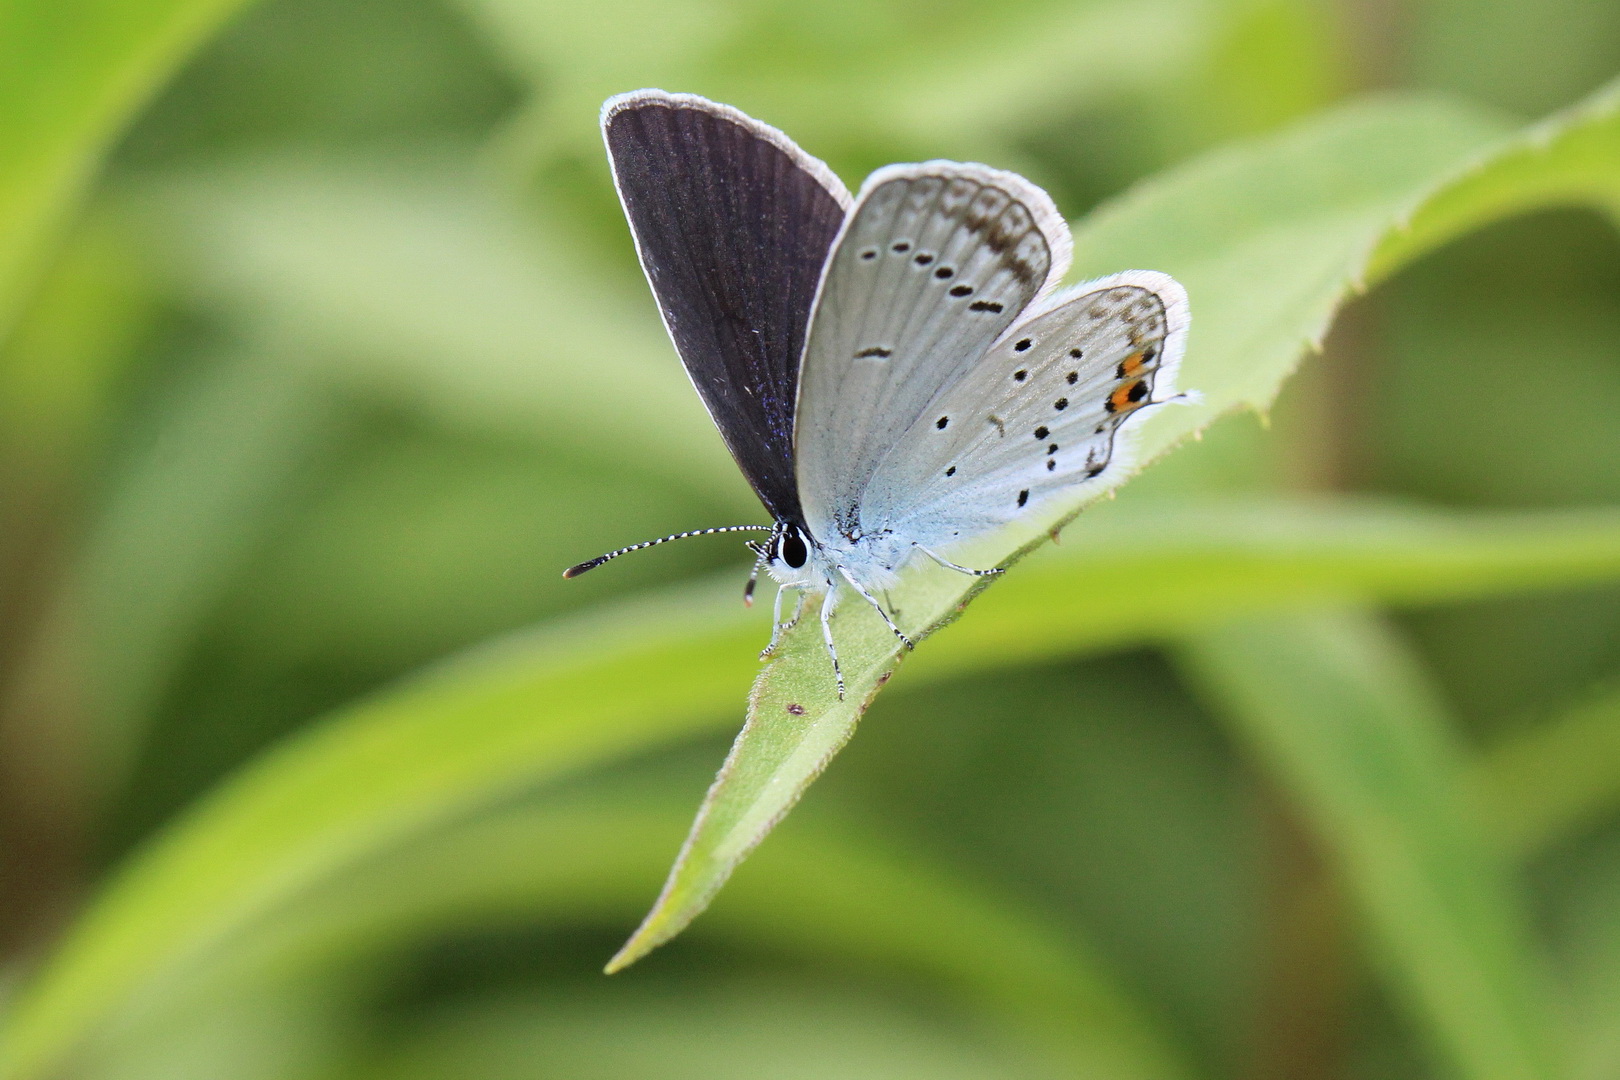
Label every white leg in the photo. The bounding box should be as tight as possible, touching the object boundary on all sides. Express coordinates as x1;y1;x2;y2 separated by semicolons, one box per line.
819;584;844;699
914;543;1004;578
759;586;806;660
838;567;914;651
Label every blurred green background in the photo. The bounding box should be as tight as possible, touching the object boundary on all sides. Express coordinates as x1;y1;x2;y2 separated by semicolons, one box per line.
2;0;1620;1078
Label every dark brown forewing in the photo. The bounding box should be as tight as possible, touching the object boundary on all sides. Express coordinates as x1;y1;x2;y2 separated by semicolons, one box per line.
603;91;849;524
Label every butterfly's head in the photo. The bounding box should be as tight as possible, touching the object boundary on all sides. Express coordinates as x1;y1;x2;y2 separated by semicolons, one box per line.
754;521;822;589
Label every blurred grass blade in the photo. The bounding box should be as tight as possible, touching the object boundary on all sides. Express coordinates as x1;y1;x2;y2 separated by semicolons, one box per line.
468;0;1210;169
75;349;335;784
137;161;743;496
919;500;1620;681
1474;685;1620;860
472;0;1338;179
72;974;358;1080
1557;844;1620;1080
7;499;1620;1075
0;0;251;342
0;580;764;1080
609;80;1620;969
369;986;1045;1080
1178;611;1562;1080
683;811;1190;1080
162;799;1191;1080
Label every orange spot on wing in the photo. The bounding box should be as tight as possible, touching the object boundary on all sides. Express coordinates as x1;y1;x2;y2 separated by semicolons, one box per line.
1109;380;1144;413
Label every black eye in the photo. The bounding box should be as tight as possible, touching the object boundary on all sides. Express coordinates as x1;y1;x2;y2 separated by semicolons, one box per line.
780;528;809;569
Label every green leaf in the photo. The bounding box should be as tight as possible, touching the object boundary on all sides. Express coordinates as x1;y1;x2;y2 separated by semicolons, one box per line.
1367;77;1620;282
1066;97;1505;443
0;0;253;342
1177;610;1563;1080
607;499;1620;968
9;499;1620;1076
610;80;1620;968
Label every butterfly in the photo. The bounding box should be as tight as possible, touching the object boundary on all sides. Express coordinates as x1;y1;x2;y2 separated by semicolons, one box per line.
566;90;1189;696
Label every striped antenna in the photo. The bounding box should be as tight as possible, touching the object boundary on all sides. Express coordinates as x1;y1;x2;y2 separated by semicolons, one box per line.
742;541;771;607
562;525;775;579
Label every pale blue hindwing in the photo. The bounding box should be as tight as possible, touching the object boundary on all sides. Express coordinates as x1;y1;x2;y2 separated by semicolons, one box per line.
791;159;1189;599
792;162;1072;558
860;270;1190;553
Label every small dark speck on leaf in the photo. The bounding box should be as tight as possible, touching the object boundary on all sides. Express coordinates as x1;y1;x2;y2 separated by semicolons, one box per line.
786;702;806;716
